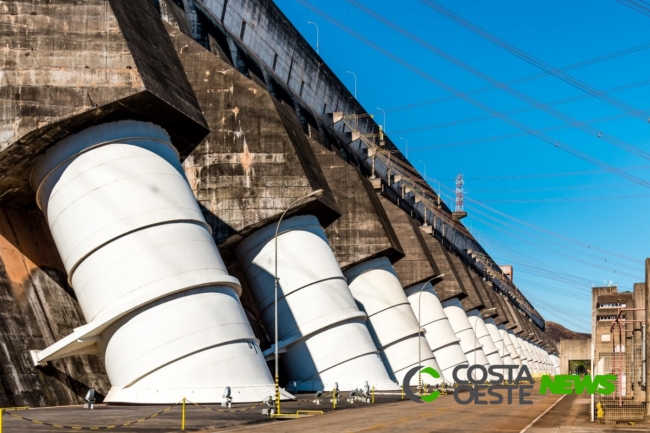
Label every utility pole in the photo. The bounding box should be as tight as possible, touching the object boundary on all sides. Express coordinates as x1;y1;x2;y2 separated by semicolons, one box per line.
307;21;319;54
346;71;357;98
376;107;386;132
400;137;408;159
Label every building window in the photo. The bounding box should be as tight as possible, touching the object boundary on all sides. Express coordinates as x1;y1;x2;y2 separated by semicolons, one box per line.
299;81;305;97
240;20;247;40
272;53;278;71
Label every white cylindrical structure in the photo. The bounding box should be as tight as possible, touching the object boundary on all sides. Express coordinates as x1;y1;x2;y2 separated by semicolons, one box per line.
32;121;275;403
484;319;514;365
497;324;521;368
537;346;546;373
405;283;468;383
508;329;528;366
506;330;524;367
344;257;442;387
235;215;397;392
516;336;533;370
467;311;501;381
442;298;490;372
551;354;560;375
524;341;541;376
540;347;552;374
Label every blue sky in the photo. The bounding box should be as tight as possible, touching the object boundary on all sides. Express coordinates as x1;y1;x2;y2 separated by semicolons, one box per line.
274;0;650;333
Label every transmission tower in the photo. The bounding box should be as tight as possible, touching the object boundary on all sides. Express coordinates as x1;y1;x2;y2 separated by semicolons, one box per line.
452;174;467;220
455;173;464;212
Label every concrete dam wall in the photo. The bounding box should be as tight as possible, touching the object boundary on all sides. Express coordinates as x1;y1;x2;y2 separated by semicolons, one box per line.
0;0;559;407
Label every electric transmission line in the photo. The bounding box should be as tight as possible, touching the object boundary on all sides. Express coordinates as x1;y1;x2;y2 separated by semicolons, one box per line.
419;0;650;122
298;0;650;190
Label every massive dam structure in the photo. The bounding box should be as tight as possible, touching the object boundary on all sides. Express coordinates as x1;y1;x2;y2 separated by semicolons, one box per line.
0;0;559;407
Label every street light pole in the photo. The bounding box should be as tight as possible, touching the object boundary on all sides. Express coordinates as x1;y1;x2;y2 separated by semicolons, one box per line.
417;273;445;395
376;107;386;132
418;160;426;180
307;21;319;54
399;137;408;159
346;71;357;99
273;188;324;415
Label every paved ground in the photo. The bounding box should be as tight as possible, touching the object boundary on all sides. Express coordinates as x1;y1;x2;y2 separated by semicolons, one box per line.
528;393;647;433
2;384;648;432
214;384;565;433
0;393;399;432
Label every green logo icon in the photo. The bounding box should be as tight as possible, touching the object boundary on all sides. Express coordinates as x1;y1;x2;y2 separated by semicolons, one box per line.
402;366;441;403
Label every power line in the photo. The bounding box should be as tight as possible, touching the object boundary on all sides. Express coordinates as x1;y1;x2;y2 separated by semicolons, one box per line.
393;78;650;134
420;0;650;122
297;0;650;191
467;165;650;181
470;214;642;278
384;51;650;114
472;213;642;274
478;232;605;288
470;183;629;193
461;194;644;264
428;174;645;264
408;113;628;151
617;0;650;17
479;193;650;204
345;0;650;160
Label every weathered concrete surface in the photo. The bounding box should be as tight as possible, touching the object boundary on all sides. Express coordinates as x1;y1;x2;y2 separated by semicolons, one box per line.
0;207;109;407
446;252;485;312
168;25;339;263
420;233;465;301
468;270;503;322
0;0;208;208
309;137;403;270
558;339;590;374
378;195;440;289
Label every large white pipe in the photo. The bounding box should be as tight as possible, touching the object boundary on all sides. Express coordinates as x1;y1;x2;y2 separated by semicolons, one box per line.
235;215;397;392
537;346;549;374
506;330;524;367
497;324;521;368
524;340;541;376
442;298;490;372
344;257;442;387
405;283;468;383
535;345;547;374
540;348;551;374
467;313;500;367
551;354;560;375
484;318;514;365
467;311;502;381
31;121;275;403
516;336;532;369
